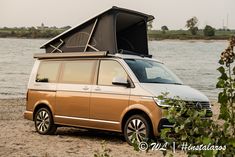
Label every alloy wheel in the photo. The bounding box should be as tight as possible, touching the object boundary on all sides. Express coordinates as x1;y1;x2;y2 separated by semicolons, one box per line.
127;118;147;143
36;110;50;133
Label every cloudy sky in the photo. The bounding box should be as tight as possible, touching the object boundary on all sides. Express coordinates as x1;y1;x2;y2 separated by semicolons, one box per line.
0;0;234;30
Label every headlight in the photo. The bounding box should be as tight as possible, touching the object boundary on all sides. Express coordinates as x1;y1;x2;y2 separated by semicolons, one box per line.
153;97;171;108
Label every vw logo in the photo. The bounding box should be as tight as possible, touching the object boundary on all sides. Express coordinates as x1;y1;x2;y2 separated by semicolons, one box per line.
195;102;202;110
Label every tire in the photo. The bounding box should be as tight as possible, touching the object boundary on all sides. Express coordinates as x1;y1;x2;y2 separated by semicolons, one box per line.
124;114;151;145
34;108;57;135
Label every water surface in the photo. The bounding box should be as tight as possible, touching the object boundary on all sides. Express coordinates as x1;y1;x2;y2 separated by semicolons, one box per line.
149;40;227;100
0;38;227;100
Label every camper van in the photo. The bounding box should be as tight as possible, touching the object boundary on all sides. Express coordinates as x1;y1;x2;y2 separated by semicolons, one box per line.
24;7;212;144
24;51;212;144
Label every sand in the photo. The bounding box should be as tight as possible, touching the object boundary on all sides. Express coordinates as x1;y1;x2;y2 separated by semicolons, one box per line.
0;99;219;157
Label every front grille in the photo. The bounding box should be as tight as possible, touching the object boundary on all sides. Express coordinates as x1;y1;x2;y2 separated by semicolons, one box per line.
185;101;211;109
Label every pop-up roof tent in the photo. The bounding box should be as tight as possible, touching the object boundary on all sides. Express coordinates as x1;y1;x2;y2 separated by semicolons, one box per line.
40;6;154;56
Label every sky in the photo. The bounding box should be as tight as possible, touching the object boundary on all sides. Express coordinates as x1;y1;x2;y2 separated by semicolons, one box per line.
0;0;234;30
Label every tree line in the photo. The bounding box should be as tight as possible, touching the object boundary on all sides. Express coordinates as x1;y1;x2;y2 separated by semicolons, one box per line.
0;17;234;40
149;16;230;37
0;26;71;38
185;16;216;36
147;16;234;40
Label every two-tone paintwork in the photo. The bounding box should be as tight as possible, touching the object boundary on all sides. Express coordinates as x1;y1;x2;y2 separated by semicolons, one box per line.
25;55;162;136
24;54;210;137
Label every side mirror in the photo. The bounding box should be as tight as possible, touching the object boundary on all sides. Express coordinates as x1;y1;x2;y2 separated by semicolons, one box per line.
112;76;130;87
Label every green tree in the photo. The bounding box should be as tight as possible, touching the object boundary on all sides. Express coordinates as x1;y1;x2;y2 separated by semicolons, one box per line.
161;25;169;33
203;25;215;36
186;16;198;35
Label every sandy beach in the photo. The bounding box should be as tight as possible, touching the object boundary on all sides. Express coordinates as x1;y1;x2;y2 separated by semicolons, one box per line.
0;99;219;157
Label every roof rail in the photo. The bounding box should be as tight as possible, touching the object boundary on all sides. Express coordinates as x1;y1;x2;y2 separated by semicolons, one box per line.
34;51;108;59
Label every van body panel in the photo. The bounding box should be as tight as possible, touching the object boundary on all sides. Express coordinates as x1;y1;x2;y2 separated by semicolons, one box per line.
55;84;91;118
127;95;162;136
84;119;120;132
26;89;57;118
89;58;131;130
130;83;154;97
150;107;162;136
140;83;209;102
90;85;130;122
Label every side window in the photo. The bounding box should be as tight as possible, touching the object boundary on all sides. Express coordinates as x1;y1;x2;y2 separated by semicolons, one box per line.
60;60;96;84
36;61;60;83
98;60;127;86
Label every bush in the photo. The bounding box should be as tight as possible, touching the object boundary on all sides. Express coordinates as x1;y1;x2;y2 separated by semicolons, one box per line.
203;25;215;36
94;140;112;157
159;36;235;156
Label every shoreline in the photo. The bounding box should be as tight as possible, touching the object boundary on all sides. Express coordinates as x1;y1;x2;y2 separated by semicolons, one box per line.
149;39;228;42
0;37;49;40
148;37;231;41
0;37;229;41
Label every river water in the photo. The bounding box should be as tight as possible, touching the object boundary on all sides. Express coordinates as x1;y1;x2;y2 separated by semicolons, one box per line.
0;38;227;100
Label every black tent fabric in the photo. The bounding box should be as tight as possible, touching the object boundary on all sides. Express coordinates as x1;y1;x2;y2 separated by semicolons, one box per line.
40;6;154;55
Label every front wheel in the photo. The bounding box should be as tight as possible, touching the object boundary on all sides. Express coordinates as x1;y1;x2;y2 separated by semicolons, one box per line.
124;114;151;145
34;108;57;135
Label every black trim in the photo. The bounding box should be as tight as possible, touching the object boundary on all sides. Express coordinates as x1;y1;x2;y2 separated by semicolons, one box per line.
157;118;174;132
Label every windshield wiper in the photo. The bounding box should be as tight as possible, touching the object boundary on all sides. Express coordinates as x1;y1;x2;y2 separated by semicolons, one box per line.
145;81;183;85
171;83;183;85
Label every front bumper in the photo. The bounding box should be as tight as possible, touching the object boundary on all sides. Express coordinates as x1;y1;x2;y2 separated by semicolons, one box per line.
157;109;213;132
157;118;174;132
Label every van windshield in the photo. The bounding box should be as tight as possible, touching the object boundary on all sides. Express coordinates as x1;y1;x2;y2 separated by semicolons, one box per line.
125;59;183;85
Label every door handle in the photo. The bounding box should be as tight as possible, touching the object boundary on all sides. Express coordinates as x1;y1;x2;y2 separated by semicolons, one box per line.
82;87;89;90
94;87;101;91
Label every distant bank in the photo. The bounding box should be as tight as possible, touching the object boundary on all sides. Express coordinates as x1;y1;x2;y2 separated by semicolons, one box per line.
148;30;235;40
0;27;67;39
0;27;234;40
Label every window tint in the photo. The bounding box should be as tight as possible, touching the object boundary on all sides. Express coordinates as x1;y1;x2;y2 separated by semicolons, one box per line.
36;61;60;83
61;60;96;84
98;60;127;86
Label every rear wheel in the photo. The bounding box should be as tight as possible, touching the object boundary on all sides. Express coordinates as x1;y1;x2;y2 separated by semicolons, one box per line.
34;108;57;135
124;114;151;145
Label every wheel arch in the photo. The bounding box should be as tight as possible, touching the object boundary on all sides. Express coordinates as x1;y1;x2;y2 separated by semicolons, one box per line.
121;108;153;134
33;102;54;121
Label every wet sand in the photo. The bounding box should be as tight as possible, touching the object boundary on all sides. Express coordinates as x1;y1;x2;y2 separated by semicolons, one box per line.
0;99;219;157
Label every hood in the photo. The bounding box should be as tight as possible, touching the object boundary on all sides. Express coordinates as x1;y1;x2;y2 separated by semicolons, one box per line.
140;83;209;102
